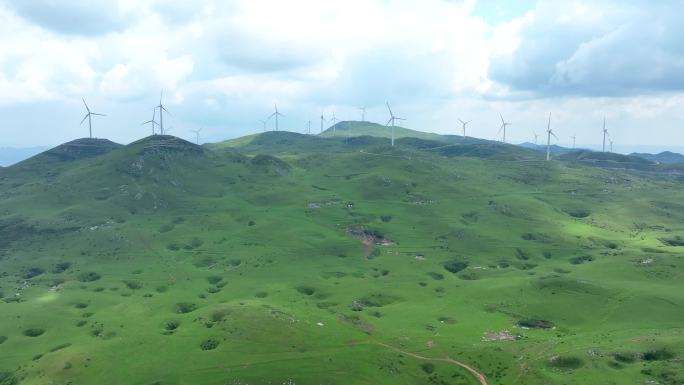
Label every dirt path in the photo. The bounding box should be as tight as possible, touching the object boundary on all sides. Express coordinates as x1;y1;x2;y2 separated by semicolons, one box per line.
376;342;489;385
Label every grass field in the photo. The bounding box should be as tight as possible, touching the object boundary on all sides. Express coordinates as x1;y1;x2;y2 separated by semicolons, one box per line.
0;126;682;385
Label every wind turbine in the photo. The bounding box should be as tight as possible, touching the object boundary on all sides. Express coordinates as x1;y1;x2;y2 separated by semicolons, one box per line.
545;112;557;161
570;135;576;149
330;112;337;137
269;104;284;131
259;119;268;132
458;118;471;137
190;128;202;144
80;99;105;139
499;113;511;143
320;110;327;134
602;117;609;152
609;139;614;153
385;102;406;147
307;120;311;135
142;109;158;136
359;106;367;121
155;92;170;135
532;131;539;145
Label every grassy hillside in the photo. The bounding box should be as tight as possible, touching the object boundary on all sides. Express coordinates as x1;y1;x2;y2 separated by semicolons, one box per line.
0;130;682;385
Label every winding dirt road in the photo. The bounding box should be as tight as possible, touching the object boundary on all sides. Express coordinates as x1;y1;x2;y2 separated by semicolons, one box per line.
376;342;489;385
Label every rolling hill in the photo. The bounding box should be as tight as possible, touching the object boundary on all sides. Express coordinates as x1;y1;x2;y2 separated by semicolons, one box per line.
0;127;682;385
630;151;684;164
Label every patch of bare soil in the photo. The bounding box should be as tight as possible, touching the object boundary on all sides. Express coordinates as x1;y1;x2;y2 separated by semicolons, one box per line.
482;330;521;341
346;228;396;257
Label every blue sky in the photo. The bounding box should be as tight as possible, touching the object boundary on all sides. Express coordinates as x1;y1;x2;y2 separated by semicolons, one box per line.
0;0;683;153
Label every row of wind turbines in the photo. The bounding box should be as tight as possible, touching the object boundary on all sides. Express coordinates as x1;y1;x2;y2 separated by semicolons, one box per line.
80;96;615;159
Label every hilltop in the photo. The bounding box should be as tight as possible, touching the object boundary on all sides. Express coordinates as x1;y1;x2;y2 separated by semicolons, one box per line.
630;150;684;164
0;126;682;385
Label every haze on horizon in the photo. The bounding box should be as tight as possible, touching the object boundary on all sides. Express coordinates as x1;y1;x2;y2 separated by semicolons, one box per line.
0;0;683;153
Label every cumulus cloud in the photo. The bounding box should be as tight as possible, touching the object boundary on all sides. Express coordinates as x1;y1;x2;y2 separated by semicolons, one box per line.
0;0;683;149
488;0;684;97
0;0;131;35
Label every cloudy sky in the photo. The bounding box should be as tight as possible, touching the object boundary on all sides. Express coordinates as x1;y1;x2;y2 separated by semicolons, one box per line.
1;0;683;153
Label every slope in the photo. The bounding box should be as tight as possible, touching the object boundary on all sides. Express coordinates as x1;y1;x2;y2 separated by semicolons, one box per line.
0;131;682;385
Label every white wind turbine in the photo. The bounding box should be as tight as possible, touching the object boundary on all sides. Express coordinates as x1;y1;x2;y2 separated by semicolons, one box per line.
80;99;105;139
142;109;159;136
386;102;405;147
319;110;327;134
359;106;367;121
190;128;202;144
155;92;170;135
458;118;471;137
499;113;511;143
602;117;609;152
570;135;576;149
532;131;539;145
330;112;337;137
269;104;284;131
545;112;558;161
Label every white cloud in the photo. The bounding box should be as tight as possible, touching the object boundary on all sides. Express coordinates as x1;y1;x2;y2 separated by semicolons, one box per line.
0;0;682;151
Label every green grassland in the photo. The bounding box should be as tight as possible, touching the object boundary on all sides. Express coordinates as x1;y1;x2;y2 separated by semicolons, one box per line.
0;126;682;385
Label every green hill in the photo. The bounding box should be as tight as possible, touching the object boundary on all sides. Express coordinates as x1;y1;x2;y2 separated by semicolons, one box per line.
0;129;682;385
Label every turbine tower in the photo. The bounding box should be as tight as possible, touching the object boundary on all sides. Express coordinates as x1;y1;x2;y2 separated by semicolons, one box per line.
570;135;576;149
609;139;614;153
269;104;284;131
191;128;202;144
458;118;471;137
499;113;511;143
545;112;557;161
330;112;337;136
320;110;327;134
80;99;105;139
359;106;367;121
385;102;406;147
259;119;268;132
142;109;159;135
602;117;609;152
156;92;170;135
307;120;311;135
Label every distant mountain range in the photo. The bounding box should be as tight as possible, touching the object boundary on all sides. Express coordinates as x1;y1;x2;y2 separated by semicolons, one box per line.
628;151;684;164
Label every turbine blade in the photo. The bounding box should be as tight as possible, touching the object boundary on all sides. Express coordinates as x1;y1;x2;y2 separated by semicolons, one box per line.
82;98;90;112
386;102;393;117
80;114;89;125
91;113;106;116
499;113;504;124
386;118;393;126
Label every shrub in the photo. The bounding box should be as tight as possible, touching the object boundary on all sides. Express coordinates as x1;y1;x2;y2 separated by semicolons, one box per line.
548;356;583;370
642;348;674;361
380;215;392;223
0;372;18;385
518;319;554;329
570;255;593;265
0;336;7;345
23;328;45;337
420;363;435;374
206;276;222;284
175;302;198;314
443;260;468;274
77;272;101;282
123;280;142;290
23;267;44;279
427;272;444;280
295;286;316;296
200;338;219;351
255;291;268;298
52;262;72;273
164;321;180;331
